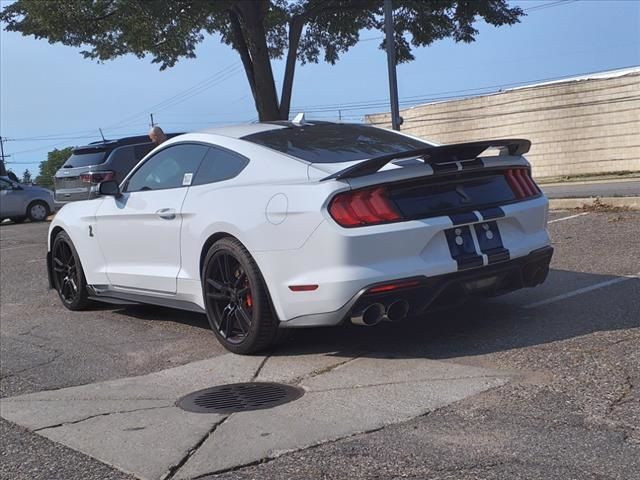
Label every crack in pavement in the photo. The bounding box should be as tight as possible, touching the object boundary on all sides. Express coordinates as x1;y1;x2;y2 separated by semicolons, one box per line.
0;351;64;379
607;374;635;414
162;355;273;479
161;415;232;480
251;354;271;381
308;373;511;393
33;405;174;432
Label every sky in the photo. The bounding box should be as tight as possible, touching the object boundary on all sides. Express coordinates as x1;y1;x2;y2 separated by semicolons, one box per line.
1;0;639;177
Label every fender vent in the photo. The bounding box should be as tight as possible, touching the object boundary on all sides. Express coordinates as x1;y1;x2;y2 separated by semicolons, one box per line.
176;382;304;414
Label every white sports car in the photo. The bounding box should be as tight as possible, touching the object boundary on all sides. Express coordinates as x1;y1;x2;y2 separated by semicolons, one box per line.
47;120;553;353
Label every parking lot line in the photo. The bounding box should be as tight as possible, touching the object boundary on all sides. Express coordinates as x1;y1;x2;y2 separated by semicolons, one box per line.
524;272;640;309
548;212;590;224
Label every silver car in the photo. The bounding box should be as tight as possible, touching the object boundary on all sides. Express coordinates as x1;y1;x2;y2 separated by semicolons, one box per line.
0;176;55;223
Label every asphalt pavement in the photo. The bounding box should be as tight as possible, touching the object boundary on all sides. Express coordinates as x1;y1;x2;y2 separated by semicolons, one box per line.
1;211;639;479
540;178;640;198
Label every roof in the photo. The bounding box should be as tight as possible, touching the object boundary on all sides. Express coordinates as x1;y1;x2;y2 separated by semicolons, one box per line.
509;65;640;91
198;123;288;139
197;120;336;139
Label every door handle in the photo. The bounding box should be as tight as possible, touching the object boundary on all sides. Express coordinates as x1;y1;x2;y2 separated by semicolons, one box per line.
156;208;176;220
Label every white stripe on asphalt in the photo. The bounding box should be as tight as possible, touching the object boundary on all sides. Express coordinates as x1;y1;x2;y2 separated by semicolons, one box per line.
524;272;640;309
548;212;590;224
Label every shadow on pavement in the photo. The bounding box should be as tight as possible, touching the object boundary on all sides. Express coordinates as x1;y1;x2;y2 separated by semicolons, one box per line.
110;268;638;361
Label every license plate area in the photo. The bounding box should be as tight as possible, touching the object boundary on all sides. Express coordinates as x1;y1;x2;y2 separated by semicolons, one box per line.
445;220;510;271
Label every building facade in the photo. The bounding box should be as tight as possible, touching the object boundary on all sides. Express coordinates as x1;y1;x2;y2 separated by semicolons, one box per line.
366;67;640;179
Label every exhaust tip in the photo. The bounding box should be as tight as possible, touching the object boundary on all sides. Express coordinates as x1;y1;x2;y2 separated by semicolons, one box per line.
386;300;410;322
351;303;385;327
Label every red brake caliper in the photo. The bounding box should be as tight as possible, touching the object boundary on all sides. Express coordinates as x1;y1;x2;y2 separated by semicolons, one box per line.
245;278;253;309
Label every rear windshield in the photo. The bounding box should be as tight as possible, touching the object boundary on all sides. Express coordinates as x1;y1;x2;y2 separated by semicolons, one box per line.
242;124;430;163
63;151;107;168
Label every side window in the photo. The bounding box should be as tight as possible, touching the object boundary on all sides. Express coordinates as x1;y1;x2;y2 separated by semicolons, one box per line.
125;144;209;192
0;179;12;191
192;146;249;186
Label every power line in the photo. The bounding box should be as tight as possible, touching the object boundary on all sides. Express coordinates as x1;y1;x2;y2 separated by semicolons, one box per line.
523;0;579;13
104;63;243;130
291;64;640;114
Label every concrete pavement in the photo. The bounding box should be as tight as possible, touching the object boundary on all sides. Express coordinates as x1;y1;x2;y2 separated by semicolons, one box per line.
1;351;509;479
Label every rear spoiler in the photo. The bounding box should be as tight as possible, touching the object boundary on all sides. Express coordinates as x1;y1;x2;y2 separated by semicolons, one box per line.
321;138;531;181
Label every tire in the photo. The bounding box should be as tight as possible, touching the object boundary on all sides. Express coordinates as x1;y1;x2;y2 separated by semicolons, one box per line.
202;237;279;354
51;231;90;311
27;200;50;222
10;217;26;224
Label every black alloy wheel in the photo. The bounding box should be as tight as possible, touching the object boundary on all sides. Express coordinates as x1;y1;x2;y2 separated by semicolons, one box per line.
202;238;278;354
52;232;90;310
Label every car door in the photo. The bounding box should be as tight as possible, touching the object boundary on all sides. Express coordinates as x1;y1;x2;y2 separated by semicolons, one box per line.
95;143;209;293
0;178;23;217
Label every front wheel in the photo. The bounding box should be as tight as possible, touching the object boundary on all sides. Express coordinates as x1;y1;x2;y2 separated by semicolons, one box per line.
27;201;50;222
52;231;90;310
202;238;279;354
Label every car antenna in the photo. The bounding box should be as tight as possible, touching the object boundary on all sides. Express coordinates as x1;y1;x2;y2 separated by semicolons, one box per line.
98;128;106;142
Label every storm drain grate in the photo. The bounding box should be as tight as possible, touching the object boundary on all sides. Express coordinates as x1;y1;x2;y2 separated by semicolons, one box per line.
176;382;304;414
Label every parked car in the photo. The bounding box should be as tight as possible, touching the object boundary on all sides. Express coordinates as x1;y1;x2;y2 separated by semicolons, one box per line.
0;176;55;223
53;134;180;205
47;121;552;354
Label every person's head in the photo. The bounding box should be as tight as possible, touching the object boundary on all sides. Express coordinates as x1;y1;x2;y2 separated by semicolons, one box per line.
149;126;167;145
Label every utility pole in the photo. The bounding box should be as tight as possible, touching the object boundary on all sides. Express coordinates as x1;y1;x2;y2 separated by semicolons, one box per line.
384;0;402;131
149;113;156;127
0;136;10;175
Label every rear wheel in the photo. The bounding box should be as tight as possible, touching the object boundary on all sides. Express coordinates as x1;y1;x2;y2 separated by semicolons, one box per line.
52;231;90;310
202;238;279;354
27;201;50;222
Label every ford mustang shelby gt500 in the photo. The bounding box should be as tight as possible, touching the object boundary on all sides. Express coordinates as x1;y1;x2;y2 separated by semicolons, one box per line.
47;121;553;353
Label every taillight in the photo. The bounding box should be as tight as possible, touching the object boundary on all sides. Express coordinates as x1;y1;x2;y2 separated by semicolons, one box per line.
328;186;402;227
81;171;115;184
505;169;539;199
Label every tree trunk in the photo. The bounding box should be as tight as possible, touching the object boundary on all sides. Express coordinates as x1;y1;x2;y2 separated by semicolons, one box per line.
279;18;303;120
234;2;281;121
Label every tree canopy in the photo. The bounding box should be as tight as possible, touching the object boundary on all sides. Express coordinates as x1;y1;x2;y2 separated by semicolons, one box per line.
1;0;524;121
35;147;73;188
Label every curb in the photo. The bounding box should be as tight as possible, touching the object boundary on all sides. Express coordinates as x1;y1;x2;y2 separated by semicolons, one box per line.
549;196;640;210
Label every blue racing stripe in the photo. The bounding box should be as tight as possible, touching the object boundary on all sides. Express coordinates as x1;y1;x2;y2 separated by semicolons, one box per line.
477;207;505;221
449;212;479;225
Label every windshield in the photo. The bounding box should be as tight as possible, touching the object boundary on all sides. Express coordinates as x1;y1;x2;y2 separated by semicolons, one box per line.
242;124;431;163
62;151;107;169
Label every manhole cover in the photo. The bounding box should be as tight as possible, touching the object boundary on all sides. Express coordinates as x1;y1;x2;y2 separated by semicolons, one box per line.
176;382;304;414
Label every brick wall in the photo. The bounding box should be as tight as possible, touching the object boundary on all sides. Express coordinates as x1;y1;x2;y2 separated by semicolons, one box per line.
366;71;640;179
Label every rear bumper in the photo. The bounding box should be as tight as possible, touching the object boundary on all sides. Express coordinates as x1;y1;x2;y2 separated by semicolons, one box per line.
281;246;553;328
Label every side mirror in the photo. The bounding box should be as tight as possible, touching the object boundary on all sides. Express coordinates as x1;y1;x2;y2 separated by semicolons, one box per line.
99;180;121;198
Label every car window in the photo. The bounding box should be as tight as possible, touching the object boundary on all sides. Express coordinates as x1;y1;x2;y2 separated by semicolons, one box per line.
108;143;154;173
125;144;209;192
0;179;12;191
62;150;107;168
192;147;249;186
242;124;431;163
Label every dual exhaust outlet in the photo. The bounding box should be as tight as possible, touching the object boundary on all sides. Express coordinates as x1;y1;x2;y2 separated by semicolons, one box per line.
350;299;409;327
